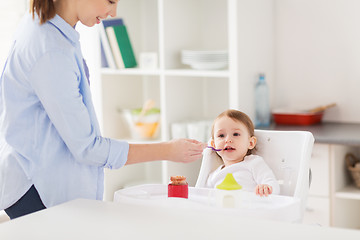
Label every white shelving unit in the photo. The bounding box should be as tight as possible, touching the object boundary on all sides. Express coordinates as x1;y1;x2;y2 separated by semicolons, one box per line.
80;0;240;201
79;0;275;201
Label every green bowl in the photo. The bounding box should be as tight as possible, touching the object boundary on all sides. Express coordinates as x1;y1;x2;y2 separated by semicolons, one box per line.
131;108;160;116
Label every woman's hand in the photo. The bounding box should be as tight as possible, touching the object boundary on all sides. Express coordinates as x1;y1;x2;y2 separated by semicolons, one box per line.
255;184;273;197
167;138;206;163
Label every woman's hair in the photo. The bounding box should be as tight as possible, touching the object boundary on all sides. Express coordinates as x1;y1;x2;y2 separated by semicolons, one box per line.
29;0;56;25
211;109;255;156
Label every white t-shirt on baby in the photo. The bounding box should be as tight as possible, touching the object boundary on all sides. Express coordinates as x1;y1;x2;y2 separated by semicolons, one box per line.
206;154;280;194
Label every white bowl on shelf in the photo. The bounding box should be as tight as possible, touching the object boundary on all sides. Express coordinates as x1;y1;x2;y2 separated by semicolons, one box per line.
181;50;228;70
190;61;228;70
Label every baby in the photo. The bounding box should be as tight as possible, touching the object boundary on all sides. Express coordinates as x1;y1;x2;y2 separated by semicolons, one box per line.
206;109;280;196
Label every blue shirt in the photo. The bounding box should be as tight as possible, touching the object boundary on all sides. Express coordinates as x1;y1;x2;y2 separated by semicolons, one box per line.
0;14;129;209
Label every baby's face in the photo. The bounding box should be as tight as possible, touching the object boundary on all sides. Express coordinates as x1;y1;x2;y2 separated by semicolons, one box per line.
212;116;256;166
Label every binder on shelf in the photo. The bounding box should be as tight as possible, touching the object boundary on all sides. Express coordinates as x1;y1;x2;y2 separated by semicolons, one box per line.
99;18;124;69
102;18;124;28
100;41;108;68
109;24;137;68
106;26;125;69
100;18;137;69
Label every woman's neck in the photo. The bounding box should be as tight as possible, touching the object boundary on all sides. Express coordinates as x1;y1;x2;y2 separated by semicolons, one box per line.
54;0;78;27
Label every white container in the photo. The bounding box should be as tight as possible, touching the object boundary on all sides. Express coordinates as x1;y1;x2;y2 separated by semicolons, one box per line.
215;189;242;208
214;173;243;208
139;52;158;69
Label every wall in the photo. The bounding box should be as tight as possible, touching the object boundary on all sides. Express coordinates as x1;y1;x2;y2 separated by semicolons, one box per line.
275;0;360;123
237;0;275;120
0;1;28;70
2;1;359;124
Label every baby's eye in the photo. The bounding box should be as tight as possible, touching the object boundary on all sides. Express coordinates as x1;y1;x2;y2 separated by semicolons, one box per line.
109;0;116;4
233;133;240;136
218;134;225;138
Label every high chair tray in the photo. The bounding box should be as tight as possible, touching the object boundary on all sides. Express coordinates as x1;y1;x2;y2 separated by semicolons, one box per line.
114;184;301;222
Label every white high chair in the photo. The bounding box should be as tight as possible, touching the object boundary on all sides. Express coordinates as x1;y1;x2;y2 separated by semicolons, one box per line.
195;129;315;222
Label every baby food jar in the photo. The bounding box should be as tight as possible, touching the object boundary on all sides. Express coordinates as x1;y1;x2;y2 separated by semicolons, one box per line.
168;176;188;199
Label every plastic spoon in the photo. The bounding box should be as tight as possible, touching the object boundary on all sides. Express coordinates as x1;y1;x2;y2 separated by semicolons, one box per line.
207;146;222;152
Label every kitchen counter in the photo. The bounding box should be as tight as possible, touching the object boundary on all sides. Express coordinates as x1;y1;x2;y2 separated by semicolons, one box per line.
1;198;360;239
260;122;360;146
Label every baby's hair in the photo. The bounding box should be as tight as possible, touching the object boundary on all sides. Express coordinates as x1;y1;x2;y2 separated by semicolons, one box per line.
211;109;255;156
30;0;56;25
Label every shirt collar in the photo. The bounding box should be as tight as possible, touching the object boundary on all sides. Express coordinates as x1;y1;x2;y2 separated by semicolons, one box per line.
48;15;80;45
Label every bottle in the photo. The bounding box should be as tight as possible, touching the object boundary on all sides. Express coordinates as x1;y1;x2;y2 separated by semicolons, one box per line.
255;73;271;127
168;176;188;199
215;173;242;208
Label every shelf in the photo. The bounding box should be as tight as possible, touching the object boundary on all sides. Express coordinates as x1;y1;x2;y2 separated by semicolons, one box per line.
335;185;360;200
101;68;161;76
101;68;229;78
164;69;229;78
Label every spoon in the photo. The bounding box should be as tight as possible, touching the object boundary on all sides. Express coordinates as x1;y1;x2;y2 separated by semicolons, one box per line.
207;146;222;152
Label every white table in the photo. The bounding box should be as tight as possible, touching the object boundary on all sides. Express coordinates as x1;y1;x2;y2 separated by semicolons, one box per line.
1;198;360;240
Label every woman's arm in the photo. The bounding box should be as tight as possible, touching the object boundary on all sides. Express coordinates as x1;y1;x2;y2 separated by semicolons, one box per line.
126;139;206;165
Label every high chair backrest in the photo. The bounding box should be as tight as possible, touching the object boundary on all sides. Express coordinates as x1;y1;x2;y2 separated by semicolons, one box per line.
195;129;314;221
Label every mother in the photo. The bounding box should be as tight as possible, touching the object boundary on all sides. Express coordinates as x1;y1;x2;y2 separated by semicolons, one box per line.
0;0;205;219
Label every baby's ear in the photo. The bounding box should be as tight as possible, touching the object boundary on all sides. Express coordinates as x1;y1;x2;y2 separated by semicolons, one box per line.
210;139;215;147
249;136;257;150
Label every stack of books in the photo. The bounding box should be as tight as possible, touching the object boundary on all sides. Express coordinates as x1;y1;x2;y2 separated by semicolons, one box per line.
99;18;137;69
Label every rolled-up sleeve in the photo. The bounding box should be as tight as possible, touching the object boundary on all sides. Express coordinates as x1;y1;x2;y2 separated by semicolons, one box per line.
105;139;129;169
